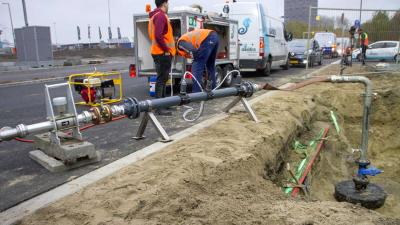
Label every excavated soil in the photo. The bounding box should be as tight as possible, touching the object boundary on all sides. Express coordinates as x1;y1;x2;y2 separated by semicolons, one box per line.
18;65;400;225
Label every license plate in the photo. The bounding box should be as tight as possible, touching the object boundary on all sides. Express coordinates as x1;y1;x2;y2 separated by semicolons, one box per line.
290;60;298;64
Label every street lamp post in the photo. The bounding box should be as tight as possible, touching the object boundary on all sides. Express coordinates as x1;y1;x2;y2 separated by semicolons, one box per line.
359;0;363;23
53;22;58;47
108;0;111;29
21;0;29;27
2;2;15;46
107;0;112;48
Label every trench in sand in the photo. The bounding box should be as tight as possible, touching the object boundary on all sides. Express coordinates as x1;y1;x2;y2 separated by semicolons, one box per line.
268;71;400;218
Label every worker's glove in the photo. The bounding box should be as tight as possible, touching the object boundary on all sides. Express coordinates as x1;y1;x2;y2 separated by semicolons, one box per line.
191;49;199;59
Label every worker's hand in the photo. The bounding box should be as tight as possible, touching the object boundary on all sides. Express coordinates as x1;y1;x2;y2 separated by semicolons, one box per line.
191;50;198;59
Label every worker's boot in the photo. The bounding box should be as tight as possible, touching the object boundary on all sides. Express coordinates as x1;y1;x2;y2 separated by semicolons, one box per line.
155;84;172;116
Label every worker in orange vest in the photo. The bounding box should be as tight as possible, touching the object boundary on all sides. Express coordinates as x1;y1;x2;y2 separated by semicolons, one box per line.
148;0;176;115
177;29;219;93
358;28;369;65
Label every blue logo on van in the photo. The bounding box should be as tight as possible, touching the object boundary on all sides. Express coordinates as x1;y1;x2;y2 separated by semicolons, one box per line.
238;18;251;35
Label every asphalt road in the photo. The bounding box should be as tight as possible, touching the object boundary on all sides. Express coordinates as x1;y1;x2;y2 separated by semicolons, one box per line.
0;57;134;84
0;58;336;212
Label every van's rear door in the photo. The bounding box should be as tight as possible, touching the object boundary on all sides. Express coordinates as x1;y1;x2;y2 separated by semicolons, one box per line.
228;3;260;59
235;13;260;59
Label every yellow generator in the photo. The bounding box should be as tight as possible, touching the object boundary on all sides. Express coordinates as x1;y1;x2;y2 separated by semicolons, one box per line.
68;71;123;106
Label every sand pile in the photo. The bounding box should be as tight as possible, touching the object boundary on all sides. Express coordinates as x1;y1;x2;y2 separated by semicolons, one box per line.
18;65;400;225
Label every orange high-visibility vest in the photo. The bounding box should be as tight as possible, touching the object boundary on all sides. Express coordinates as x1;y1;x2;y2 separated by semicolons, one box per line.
177;29;214;58
148;12;176;56
359;32;369;46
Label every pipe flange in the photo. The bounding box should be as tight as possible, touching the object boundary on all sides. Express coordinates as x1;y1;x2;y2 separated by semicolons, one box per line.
16;124;28;137
238;81;254;98
101;105;113;123
90;107;101;125
124;97;140;119
355;158;370;167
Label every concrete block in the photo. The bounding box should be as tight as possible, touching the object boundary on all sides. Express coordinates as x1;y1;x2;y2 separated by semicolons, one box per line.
29;150;66;173
33;133;97;163
29;150;101;173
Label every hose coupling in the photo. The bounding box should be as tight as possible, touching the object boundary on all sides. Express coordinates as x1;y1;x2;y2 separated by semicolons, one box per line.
16;124;28;137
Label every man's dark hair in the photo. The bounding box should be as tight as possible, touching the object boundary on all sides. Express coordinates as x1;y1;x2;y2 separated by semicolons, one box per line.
155;0;168;8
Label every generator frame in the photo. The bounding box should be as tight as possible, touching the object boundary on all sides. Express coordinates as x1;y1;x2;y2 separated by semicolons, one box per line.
68;71;123;107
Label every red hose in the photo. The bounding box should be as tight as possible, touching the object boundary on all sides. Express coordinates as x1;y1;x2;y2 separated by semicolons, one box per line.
14;137;35;143
291;127;330;197
13;115;127;143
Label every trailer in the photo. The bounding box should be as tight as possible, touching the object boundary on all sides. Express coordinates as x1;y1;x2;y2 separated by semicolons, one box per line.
130;9;239;90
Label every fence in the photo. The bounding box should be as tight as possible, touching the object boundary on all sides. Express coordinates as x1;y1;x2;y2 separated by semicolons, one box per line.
286;7;400;69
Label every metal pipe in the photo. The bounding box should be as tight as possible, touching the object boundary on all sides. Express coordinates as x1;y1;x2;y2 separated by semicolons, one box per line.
0;82;261;142
143;88;240;111
0;111;94;142
112;82;260;118
329;75;372;163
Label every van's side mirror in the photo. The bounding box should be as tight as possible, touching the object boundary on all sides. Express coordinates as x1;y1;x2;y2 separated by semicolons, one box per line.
285;32;293;42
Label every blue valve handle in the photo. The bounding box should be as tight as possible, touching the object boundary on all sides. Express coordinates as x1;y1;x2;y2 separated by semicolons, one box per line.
358;166;382;177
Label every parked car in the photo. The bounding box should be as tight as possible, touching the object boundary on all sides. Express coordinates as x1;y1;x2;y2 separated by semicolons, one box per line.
314;32;337;58
288;39;323;67
352;41;400;62
213;1;292;76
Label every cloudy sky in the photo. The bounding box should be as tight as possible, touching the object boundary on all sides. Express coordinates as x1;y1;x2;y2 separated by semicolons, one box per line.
0;0;398;44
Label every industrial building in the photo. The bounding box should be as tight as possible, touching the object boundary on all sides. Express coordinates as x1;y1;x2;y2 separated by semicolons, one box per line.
284;0;318;24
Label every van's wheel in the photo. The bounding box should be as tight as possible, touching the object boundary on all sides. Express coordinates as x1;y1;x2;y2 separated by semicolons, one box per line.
222;64;234;87
263;61;271;76
215;66;224;88
395;54;398;62
282;57;290;70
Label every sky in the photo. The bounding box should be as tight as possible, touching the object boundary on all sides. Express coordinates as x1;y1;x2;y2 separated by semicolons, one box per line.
0;0;399;45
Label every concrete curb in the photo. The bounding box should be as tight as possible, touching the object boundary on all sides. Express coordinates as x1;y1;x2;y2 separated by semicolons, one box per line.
0;77;66;88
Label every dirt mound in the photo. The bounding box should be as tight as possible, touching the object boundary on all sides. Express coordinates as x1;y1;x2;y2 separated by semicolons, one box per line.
18;65;400;225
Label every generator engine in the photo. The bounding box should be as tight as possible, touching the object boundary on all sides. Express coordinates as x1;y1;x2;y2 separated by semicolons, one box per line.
73;78;115;104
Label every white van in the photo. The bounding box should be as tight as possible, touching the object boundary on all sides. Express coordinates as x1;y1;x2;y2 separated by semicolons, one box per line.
213;1;291;76
314;32;337;58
